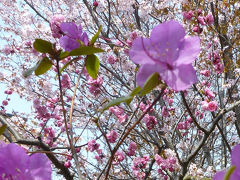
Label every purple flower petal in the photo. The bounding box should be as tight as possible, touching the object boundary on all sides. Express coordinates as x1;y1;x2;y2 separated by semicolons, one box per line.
176;36;200;66
0;142;51;180
0;143;29;177
81;32;89;46
161;64;197;91
231;144;240;178
129;37;158;65
213;170;226;180
150;20;185;64
27;153;52;180
60;36;80;51
60;22;82;39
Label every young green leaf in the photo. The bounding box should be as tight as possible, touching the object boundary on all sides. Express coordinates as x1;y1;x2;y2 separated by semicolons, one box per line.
59;51;69;60
69;46;104;56
224;166;236;180
35;57;53;76
90;25;102;46
0;124;7;136
140;72;161;96
23;66;38;78
101;96;133;112
33;39;53;53
130;86;141;96
86;55;100;79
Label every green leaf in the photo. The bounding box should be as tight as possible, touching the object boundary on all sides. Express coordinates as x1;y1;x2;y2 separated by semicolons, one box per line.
86;55;100;79
101;96;133;112
130;86;141;96
90;25;102;46
23;66;38;78
69;46;104;56
33;39;53;53
0;124;7;136
140;72;160;96
224;166;236;180
59;51;69;60
35;57;53;76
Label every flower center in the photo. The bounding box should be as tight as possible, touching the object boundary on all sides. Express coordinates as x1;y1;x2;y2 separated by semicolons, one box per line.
166;63;173;70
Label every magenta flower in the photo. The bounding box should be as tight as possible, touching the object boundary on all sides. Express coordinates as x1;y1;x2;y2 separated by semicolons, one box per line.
60;22;89;51
213;144;240;180
129;20;200;91
0;142;51;180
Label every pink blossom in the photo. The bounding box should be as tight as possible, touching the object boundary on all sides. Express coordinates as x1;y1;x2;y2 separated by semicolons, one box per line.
182;10;194;20
132;156;149;171
88;139;100;152
168;99;174;106
50;14;65;38
93;1;98;7
161;106;169;117
107;55;118;64
205;14;214;25
143;114;157;130
64;161;71;168
197;16;206;25
2;45;14;55
127;142;137;156
117;114;128;124
2;100;8;106
200;70;210;77
201;101;209;111
95;149;105;161
113;151;125;165
193;26;203;33
214;63;224;74
106;130;118;143
208;101;218;112
205;87;215;99
61;74;71;89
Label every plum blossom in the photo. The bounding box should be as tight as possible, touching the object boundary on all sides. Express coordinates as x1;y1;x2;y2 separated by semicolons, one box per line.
208;101;218;112
61;74;71;89
50;14;65;38
113;151;125;165
143;114;157;130
127;142;137;156
106;130;118;143
88;139;100;152
60;22;89;51
131;156;149;179
205;14;214;25
182;11;194;20
213;144;240;180
0;142;51;180
129;20;200;91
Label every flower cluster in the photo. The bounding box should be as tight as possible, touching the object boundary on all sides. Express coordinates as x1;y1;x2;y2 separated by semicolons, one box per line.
88;76;103;96
183;9;214;34
131;156;149;180
109;106;128;124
